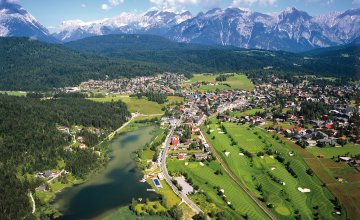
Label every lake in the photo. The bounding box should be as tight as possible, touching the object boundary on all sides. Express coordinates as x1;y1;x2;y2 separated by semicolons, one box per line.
54;126;159;219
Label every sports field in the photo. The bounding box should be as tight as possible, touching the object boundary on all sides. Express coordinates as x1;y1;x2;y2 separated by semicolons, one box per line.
186;74;255;91
203;118;342;219
167;159;270;219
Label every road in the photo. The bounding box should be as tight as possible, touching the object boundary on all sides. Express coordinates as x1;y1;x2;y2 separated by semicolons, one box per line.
160;120;203;215
29;192;36;214
200;130;277;220
47;169;65;184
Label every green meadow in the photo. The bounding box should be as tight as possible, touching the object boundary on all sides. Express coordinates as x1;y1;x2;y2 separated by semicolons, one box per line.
307;144;360;158
185;73;255;91
203;118;342;219
88;95;183;115
0;91;27;96
231;108;265;117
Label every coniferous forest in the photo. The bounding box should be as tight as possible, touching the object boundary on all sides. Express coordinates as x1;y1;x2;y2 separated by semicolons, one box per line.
0;36;358;91
0;95;130;220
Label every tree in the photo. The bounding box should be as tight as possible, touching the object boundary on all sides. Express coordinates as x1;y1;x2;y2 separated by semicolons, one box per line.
168;206;183;220
193;212;207;220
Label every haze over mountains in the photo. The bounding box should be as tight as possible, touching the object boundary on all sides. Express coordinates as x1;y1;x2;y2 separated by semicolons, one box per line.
0;0;359;52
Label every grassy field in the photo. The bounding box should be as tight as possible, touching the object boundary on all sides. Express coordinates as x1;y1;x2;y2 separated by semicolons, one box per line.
231;108;265;117
302;144;360;220
0;91;27;96
203;118;342;219
261;121;296;130
167;159;270;219
307;144;360;158
88;95;183;115
185;73;254;91
188;74;218;83
88;95;163;114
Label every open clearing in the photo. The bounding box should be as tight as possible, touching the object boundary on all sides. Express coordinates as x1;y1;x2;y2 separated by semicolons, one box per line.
231;108;265;117
0;91;27;96
307;144;360;158
185;73;254;91
88;95;183;114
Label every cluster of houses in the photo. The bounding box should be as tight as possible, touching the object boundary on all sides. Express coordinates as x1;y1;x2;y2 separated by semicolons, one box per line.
36;171;60;179
75;73;186;95
58;125;104;151
213;75;360;150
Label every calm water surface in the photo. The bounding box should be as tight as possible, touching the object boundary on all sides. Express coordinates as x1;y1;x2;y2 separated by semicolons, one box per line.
54;126;159;220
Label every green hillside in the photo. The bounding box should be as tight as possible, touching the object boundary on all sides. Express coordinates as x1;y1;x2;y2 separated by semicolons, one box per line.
0;37;161;91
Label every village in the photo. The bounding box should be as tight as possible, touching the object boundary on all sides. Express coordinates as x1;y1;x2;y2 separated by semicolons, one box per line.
35;72;359;219
64;73;187;95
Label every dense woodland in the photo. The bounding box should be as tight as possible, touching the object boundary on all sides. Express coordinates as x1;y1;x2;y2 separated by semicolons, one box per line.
0;95;130;219
66;34;359;79
131;92;169;104
0;37;161;91
0;36;358;91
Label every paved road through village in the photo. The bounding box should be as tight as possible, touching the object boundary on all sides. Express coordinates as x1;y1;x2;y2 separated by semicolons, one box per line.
160;120;203;215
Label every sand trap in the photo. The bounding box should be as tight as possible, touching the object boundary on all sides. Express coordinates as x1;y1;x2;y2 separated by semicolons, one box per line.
199;162;205;166
185;162;189;166
227;201;231;205
289;152;294;157
271;167;276;171
217;128;221;131
269;155;274;159
225;152;230;157
220;189;225;193
210;130;214;133
282;182;286;185
218;132;225;134
239;153;244;156
298;187;311;193
260;156;264;159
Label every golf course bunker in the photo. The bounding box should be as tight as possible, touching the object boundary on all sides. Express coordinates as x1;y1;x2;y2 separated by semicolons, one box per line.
225;152;230;157
276;206;291;216
298;187;311;193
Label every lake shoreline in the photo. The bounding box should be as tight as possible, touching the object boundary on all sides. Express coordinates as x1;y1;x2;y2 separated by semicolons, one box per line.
53;124;160;219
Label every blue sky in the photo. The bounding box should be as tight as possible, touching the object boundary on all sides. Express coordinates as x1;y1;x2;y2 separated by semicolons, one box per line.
18;0;359;27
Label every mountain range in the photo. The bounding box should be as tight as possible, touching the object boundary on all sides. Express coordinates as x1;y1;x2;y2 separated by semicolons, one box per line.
0;0;359;52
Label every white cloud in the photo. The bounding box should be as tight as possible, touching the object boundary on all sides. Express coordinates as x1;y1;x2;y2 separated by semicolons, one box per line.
101;0;125;10
101;3;111;10
81;3;86;8
230;0;277;7
303;0;334;5
149;0;220;11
